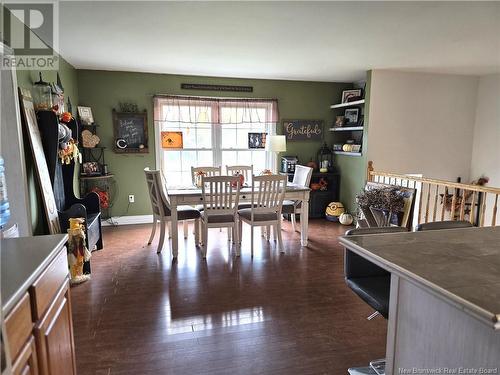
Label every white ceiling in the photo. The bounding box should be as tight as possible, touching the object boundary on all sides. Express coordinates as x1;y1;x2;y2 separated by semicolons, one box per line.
59;1;500;82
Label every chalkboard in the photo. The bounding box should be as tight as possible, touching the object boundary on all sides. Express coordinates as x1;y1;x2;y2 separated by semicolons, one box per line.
283;119;324;141
112;110;148;153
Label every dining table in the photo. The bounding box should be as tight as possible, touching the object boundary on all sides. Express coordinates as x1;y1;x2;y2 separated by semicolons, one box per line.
167;182;311;257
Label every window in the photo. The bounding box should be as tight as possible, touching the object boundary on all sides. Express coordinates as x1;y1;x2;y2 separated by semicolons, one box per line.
154;96;278;187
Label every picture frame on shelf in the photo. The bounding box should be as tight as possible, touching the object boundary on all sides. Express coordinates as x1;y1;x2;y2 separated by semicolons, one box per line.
78;106;94;125
341;89;362;103
334;115;345;127
344;108;360;124
82;162;101;176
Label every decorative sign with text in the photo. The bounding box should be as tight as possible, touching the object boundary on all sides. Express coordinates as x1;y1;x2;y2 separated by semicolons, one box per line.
283;120;324;141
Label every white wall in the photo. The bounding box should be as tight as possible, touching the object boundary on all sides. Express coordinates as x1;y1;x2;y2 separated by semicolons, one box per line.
470;74;500;185
470;74;500;226
367;70;479;181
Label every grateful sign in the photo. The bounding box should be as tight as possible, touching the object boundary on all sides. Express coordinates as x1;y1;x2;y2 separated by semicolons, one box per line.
283;120;324;141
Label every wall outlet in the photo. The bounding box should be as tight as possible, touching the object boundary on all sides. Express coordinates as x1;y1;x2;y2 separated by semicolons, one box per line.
128;194;135;203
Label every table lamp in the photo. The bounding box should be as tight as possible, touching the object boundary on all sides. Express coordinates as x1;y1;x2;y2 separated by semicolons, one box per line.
265;135;287;173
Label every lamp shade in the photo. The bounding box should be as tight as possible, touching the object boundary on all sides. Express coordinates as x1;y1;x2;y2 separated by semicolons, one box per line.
265;135;287;152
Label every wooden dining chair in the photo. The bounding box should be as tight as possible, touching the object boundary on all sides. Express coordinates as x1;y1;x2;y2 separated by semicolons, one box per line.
191;166;221;185
238;174;287;256
199;175;241;258
144;168;201;254
282;165;313;232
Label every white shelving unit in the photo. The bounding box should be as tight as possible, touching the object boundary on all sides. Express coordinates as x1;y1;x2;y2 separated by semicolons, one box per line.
333;151;363;157
330;126;364;132
330;99;365;109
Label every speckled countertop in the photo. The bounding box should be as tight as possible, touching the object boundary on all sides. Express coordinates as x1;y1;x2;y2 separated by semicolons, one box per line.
1;234;67;315
339;226;500;330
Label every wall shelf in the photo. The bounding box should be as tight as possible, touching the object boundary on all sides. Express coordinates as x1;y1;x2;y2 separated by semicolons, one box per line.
334;151;362;157
330;126;364;132
330;99;365;109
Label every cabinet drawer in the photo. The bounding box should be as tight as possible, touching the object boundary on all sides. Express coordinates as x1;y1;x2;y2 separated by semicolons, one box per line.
5;293;33;361
30;249;68;320
11;336;38;375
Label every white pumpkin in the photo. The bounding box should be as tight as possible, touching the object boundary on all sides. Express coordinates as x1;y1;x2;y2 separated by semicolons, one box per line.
339;212;354;225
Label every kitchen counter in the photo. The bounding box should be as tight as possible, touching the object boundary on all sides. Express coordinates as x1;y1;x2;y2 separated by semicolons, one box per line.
1;234;68;315
340;226;500;372
340;226;500;329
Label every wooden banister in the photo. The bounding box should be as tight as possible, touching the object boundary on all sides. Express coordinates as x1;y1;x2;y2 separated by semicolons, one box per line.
366;161;500;227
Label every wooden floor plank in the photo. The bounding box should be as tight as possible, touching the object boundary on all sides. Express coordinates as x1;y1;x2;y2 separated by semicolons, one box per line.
71;220;387;374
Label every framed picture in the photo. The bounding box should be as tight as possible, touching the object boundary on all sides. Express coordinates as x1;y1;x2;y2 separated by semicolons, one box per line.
161;131;183;149
344;108;360;124
78;106;94;125
335;115;345;127
82;162;101;175
341;89;362;103
248;132;267;149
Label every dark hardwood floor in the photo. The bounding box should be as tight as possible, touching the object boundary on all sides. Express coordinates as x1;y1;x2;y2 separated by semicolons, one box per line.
71;219;386;375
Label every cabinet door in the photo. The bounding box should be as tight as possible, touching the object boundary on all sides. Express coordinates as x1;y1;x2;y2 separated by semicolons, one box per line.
34;282;76;375
12;336;38;375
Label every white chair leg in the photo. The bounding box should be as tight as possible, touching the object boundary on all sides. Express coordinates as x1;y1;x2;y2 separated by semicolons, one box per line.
168;221;172;239
234;223;240;257
202;223;208;259
239;219;243;244
148;218;157;245
157;219;166;254
265;225;271;241
276;220;284;253
250;225;254;257
228;227;232;242
183;221;188;239
291;213;296;232
194;219;200;246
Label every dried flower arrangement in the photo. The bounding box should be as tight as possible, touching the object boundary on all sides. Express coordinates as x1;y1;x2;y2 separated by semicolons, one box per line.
356;187;406;226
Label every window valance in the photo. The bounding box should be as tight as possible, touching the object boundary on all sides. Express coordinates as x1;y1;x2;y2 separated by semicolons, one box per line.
153;95;279;125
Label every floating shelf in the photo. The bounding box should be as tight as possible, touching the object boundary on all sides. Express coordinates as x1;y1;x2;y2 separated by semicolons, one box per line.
80;174;114;180
334;151;362;157
330;99;365;109
330;126;364;132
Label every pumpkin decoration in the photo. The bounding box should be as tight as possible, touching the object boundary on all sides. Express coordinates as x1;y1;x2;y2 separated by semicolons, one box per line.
325;202;345;222
261;169;273;176
306;159;318;171
81;129;100;148
339;212;354;225
60;111;73;123
231;173;245;188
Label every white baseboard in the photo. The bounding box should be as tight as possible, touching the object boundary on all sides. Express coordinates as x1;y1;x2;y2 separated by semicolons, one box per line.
102;215;154;226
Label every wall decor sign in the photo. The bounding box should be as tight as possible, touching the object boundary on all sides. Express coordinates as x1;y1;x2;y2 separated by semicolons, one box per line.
248;132;267;149
181;83;253;92
112;110;148;153
161;131;183;149
18;88;60;234
283;120;324;141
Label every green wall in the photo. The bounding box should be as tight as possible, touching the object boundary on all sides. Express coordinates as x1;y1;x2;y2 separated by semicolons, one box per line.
5;9;80;234
77;70;352;217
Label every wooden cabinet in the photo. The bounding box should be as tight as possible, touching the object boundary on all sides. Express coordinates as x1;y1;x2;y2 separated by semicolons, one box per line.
11;337;38;375
2;238;76;375
34;281;76;375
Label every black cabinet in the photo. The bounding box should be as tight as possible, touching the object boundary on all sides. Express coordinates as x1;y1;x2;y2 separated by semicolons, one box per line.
284;171;340;219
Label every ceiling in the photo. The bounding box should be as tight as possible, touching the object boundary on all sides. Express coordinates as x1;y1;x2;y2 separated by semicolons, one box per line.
59;1;500;82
